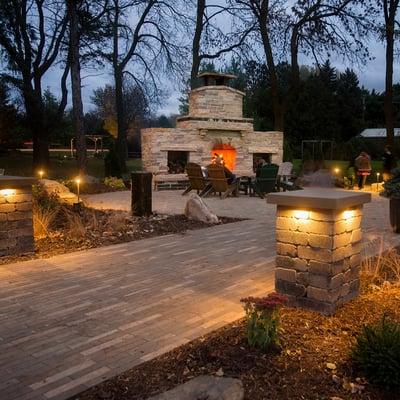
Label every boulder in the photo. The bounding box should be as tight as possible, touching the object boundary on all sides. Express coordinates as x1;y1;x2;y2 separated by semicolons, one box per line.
149;376;244;400
184;193;219;224
40;179;79;204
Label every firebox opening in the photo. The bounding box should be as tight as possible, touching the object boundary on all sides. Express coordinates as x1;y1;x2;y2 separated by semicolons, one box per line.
253;153;271;172
211;143;237;171
168;151;188;174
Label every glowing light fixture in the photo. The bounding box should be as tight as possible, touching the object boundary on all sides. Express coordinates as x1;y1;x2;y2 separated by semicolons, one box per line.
334;168;340;174
343;210;353;219
294;210;309;220
0;189;16;196
75;177;81;203
38;170;44;179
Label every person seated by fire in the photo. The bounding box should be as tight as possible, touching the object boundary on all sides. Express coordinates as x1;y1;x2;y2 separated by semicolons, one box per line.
255;157;268;177
212;153;237;184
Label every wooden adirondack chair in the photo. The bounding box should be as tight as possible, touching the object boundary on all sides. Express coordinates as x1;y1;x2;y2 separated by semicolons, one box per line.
252;163;279;198
207;164;238;199
182;162;212;196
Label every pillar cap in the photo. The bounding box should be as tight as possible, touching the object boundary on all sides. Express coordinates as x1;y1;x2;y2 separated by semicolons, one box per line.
267;189;371;210
0;175;36;189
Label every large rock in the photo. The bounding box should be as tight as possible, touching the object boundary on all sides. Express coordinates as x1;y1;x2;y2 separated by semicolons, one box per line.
184;193;219;224
40;179;78;204
150;376;244;400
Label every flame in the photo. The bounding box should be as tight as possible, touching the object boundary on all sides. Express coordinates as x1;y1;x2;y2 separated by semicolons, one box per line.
211;144;237;171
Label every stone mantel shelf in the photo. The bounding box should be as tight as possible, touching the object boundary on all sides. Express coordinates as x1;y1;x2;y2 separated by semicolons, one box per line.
0;175;36;189
160;145;199;152
267;189;371;210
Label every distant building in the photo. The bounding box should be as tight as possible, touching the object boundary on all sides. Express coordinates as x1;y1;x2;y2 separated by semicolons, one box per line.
359;128;400;138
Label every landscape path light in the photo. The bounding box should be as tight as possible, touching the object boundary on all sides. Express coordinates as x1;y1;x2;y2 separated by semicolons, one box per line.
76;177;81;203
38;170;44;180
376;172;380;191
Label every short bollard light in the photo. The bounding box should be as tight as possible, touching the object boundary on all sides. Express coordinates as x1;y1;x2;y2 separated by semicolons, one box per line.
75;177;81;203
267;189;371;315
334;167;340;175
376;172;380;191
38;170;44;180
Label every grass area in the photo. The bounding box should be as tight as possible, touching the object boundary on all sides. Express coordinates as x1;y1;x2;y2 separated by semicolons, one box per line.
0;152;142;180
292;159;384;184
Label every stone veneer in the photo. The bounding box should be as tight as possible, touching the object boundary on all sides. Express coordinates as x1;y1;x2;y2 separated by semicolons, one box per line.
0;176;35;257
268;189;371;315
141;84;283;176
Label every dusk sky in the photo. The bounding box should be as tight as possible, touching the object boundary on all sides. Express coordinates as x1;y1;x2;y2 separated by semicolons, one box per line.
40;36;398;116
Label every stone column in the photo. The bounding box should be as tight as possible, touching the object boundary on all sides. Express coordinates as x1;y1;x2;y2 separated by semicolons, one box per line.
0;176;35;257
267;190;371;315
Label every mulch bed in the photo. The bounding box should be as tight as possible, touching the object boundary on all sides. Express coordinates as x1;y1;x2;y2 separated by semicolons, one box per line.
71;286;400;400
0;208;241;265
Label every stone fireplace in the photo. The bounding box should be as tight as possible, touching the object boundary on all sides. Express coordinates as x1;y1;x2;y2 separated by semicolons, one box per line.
141;72;283;179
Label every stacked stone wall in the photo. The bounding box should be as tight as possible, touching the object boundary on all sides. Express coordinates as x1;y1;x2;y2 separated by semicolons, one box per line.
0;186;34;256
275;205;363;315
189;86;244;119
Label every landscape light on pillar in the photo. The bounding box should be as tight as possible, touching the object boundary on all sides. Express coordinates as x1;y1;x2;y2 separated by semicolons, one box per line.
38;170;44;180
76;177;81;203
294;210;309;220
0;189;16;196
343;210;353;219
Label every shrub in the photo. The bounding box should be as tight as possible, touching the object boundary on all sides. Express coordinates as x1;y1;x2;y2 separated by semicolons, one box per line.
352;316;400;389
241;292;287;350
104;176;126;190
32;183;61;237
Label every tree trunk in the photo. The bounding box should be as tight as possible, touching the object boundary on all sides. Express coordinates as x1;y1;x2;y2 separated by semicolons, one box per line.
67;0;86;174
258;7;284;132
384;0;397;147
190;0;206;88
67;0;87;175
115;67;127;172
23;84;49;170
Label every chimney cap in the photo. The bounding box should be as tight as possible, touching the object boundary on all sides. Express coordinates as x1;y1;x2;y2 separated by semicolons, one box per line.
196;72;237;87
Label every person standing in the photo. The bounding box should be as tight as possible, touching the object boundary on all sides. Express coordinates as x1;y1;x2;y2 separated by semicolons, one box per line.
355;151;372;190
382;145;397;181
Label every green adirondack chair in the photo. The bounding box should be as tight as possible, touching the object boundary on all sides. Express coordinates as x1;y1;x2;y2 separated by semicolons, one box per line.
252;164;279;198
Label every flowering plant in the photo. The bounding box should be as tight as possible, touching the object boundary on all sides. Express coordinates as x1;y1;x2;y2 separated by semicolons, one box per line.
240;292;287;350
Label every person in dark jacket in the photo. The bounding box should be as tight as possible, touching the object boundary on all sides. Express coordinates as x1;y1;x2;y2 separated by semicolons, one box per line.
382;145;397;181
355;151;371;189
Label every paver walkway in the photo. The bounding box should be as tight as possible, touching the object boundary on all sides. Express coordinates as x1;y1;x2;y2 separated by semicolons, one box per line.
1;191;399;400
0;220;275;400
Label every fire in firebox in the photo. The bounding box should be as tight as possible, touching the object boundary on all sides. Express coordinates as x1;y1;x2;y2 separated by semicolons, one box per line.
210;143;237;171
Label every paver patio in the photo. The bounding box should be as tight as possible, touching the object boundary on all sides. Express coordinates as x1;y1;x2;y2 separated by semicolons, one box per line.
0;191;399;400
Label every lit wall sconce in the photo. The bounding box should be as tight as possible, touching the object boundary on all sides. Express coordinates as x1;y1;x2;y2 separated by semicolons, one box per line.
294;210;309;220
0;189;16;196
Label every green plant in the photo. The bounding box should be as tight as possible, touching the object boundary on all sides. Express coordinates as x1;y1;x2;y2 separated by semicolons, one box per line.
240;293;287;350
352;316;400;389
383;168;400;198
104;176;126;190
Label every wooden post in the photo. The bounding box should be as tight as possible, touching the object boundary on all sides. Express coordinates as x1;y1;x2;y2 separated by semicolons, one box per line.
131;172;152;216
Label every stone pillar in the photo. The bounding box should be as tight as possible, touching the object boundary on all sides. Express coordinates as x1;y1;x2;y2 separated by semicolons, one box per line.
0;176;35;257
267;189;371;315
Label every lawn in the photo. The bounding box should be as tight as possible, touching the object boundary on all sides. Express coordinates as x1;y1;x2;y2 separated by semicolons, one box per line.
292;159;384;184
0;152;142;180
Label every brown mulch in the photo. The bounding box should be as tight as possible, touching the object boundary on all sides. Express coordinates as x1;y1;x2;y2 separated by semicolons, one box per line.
71;286;400;400
0;208;242;265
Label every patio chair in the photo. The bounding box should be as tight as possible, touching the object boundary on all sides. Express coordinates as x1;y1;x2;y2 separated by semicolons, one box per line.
207;164;239;199
277;162;296;191
252;163;279;198
182;162;212;197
